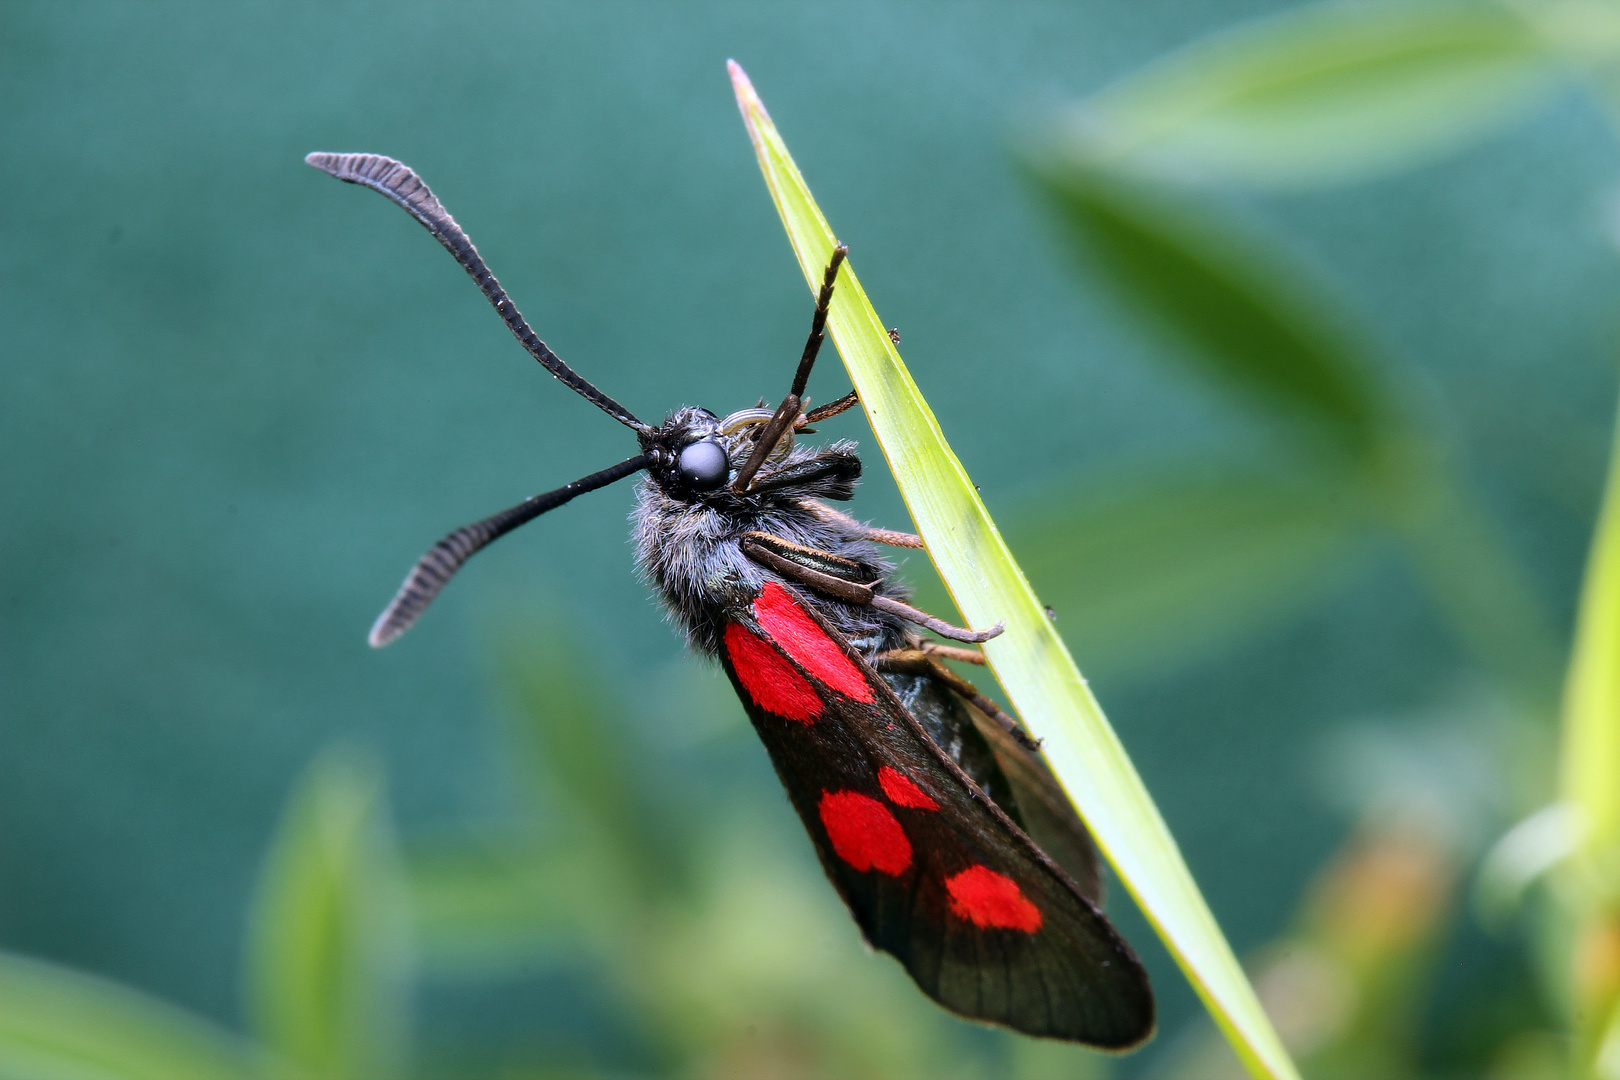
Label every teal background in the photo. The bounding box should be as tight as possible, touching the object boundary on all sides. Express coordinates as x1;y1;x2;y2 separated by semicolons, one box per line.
2;2;1616;1071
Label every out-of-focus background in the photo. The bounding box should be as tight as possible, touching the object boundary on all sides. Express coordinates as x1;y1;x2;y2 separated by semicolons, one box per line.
4;3;1618;1078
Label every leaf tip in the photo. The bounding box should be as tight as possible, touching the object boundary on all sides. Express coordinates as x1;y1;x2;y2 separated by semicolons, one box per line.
727;59;768;130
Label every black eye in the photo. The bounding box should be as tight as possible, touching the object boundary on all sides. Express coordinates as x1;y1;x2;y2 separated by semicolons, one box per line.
676;439;729;491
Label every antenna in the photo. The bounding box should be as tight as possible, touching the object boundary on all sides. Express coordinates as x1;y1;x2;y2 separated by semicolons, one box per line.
307;152;646;433
368;454;649;646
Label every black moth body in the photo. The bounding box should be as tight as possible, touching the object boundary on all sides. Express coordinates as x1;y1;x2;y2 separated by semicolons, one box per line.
309;150;1153;1048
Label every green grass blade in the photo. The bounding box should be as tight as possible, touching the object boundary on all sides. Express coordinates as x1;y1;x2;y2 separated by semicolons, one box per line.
0;950;275;1080
245;748;411;1080
1559;396;1620;1076
728;60;1300;1080
1563;406;1620;855
1064;0;1564;188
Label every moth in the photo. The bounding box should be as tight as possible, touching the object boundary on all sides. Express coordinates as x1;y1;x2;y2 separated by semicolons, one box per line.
308;151;1153;1048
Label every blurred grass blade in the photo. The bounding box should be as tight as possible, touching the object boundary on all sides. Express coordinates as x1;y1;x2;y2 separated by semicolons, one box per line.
246;748;411;1080
498;629;658;878
1064;0;1564;188
0;951;274;1080
1031;157;1563;710
1155;806;1461;1078
1559;396;1620;1076
1562;405;1620;858
1030;160;1388;454
408;839;625;972
1474;802;1581;927
1392;463;1564;713
729;60;1300;1080
1009;468;1371;675
408;628;663;976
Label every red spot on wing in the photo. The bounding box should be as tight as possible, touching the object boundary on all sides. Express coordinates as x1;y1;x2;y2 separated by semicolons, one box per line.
753;582;874;702
725;623;821;723
945;865;1043;933
878;766;939;810
818;790;912;875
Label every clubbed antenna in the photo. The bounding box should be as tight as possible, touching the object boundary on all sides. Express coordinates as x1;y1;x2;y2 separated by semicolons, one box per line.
369;454;649;646
306;152;646;433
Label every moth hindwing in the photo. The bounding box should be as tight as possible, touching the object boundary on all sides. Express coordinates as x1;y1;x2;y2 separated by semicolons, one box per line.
311;150;1154;1048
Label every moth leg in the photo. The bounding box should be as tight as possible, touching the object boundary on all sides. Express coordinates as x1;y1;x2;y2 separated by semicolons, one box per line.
920;641;988;666
895;633;990;666
876;649;1039;751
740;531;1003;644
799;390;860;425
806;503;925;548
740;531;868;583
745;449;862;497
734;247;848;491
873;595;1002;644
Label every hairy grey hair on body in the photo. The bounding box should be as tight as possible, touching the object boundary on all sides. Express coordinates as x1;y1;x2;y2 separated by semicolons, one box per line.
632;408;912;659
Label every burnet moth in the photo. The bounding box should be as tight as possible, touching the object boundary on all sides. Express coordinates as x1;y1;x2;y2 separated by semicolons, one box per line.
308;151;1154;1048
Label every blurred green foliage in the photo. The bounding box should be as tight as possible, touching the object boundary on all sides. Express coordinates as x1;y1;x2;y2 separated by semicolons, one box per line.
246;750;412;1080
1022;137;1562;715
1061;0;1570;188
0;951;277;1080
9;1;1620;1078
1020;1;1620;1077
0;635;1117;1079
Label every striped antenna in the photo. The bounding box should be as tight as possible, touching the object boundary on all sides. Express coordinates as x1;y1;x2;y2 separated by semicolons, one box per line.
369;454;649;646
307;152;646;432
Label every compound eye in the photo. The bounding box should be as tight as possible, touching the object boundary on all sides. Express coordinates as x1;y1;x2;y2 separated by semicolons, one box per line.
676;439;729;492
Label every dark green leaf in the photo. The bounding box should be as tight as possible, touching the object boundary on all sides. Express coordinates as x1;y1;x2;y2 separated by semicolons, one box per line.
1032;160;1393;454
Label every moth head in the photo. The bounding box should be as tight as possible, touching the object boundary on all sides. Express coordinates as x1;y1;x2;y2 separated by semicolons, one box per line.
643;405;802;499
643;407;730;498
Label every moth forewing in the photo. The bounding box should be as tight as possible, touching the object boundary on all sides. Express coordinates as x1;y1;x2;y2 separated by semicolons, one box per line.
718;581;1152;1046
